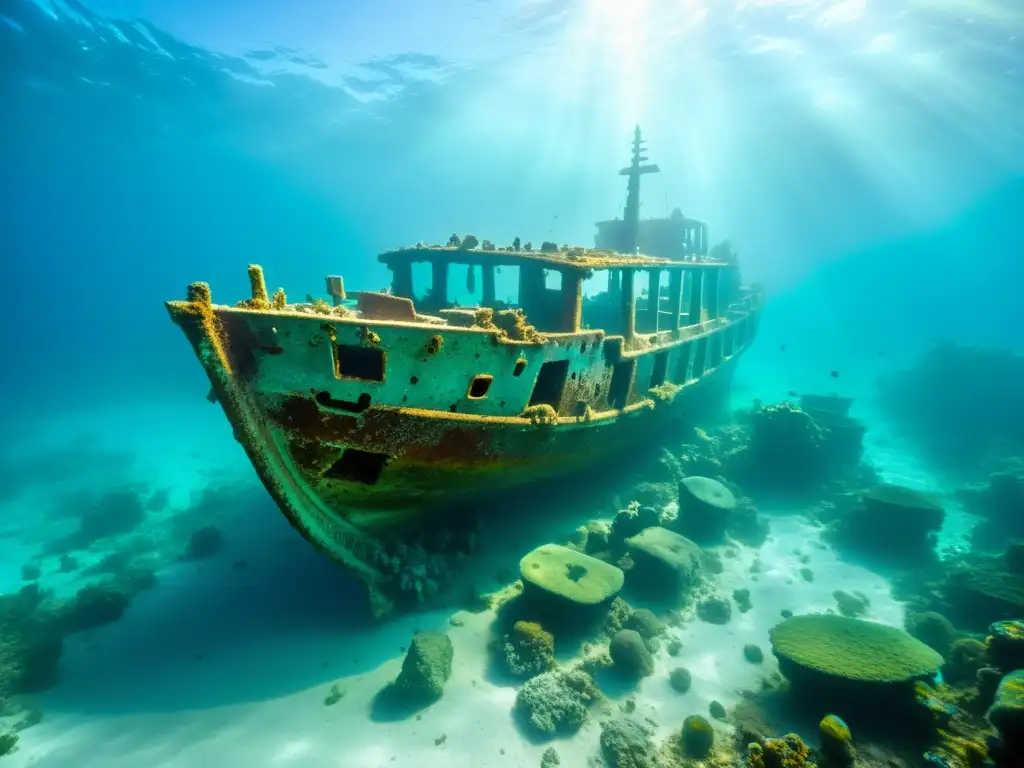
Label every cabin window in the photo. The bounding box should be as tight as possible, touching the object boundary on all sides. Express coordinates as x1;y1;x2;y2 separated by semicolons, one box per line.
528;359;570;410
608;360;635;410
467;375;493;400
324;448;389;485
315;391;371;413
580;271;614;333
335;344;385;382
513;359;527;377
650;351;669;389
411;262;432;304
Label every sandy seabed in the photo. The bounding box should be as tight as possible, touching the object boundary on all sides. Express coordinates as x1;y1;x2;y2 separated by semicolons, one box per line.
0;394;974;768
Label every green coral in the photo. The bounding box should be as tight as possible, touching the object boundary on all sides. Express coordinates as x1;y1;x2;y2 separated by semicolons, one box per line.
600;717;656;768
987;669;1024;740
944;637;988;685
756;734;811;768
769;614;943;683
519;544;624;606
744;644;764;663
681;714;715;757
0;729;17;757
513;667;598;737
697;596;732;625
987;620;1024;672
905;611;958;657
831;590;869;619
392;631;453;702
540;746;560;767
669;666;692;693
624;609;663;651
502;621;555;679
819;715;855;767
609;630;654;678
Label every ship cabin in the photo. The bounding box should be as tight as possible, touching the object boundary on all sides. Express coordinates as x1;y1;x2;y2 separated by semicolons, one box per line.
354;241;761;418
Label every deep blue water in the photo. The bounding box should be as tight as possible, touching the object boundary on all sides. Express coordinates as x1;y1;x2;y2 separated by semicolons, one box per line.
2;1;1024;766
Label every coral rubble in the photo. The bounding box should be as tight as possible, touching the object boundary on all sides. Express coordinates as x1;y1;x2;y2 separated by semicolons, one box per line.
513;666;599;737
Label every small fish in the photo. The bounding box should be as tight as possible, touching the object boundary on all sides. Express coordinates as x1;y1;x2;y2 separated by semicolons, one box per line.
830;370;839;378
779;344;787;352
787;390;799;397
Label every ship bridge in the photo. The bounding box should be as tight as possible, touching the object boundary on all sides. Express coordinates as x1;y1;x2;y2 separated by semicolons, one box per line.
593;126;710;261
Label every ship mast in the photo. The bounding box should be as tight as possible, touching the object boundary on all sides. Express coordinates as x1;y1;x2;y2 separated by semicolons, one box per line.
619;125;660;254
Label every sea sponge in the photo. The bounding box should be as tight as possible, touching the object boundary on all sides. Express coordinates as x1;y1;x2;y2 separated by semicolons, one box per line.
760;733;811;768
697;596;733;625
819;714;855;767
734;588;753;613
747;402;826;491
769;614;943;683
513;667;598;737
624;609;663;651
392;631;453;703
669;666;692;693
905;611;958;657
944;637;988;685
600;717;656;768
987;669;1024;743
833;590;870;619
502;621;555;679
609;629;654;677
987;619;1024;672
681;714;715;757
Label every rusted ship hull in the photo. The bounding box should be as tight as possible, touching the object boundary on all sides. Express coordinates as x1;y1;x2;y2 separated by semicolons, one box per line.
168;288;760;616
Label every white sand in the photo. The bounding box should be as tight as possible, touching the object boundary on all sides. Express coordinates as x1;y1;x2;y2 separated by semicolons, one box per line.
0;391;960;768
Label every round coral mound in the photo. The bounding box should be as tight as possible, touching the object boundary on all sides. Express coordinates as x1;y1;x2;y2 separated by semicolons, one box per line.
519;544;624;607
681;476;737;511
769;614;943;683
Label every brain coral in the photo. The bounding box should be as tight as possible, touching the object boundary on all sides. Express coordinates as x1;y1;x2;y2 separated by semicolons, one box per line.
769;614;943;683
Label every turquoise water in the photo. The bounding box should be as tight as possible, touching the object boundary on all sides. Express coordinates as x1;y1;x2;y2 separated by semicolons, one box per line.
2;1;1024;766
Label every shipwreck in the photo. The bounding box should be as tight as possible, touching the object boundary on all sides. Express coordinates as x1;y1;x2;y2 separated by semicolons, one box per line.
167;127;764;617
